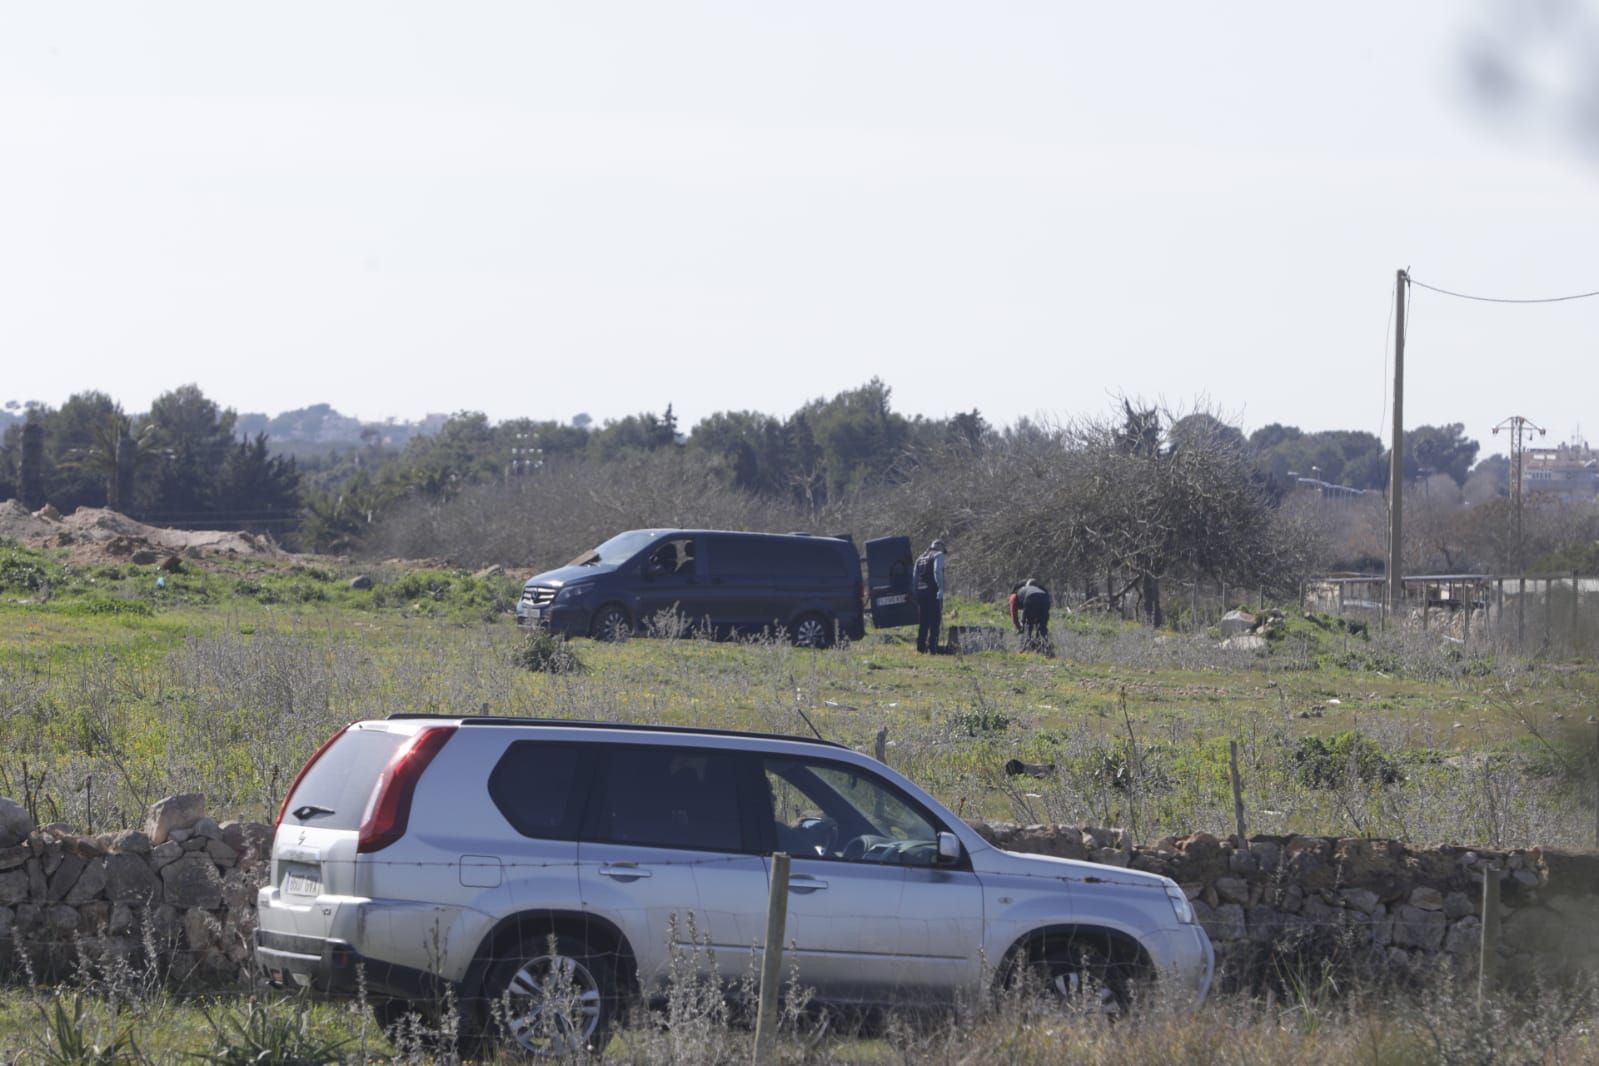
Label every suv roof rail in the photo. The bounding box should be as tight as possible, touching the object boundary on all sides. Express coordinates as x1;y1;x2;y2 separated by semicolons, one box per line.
383;713;848;748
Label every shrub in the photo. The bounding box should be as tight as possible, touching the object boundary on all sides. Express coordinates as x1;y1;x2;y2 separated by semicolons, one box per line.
513;630;586;675
1291;731;1402;789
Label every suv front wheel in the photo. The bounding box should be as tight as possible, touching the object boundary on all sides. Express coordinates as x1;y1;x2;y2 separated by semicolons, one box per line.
484;934;617;1056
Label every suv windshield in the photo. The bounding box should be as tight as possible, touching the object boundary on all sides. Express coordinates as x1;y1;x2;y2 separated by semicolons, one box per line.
566;529;668;567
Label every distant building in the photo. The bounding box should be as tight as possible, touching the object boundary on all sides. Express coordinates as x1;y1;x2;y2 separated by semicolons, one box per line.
1523;442;1599;503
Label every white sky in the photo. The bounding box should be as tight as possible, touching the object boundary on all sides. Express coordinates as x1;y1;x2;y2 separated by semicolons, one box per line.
2;1;1596;448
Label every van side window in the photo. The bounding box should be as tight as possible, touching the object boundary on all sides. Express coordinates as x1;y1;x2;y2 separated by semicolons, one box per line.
488;742;590;840
645;538;696;578
590;748;745;852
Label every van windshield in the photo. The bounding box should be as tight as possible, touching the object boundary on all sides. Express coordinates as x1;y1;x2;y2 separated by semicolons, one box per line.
566;529;668;567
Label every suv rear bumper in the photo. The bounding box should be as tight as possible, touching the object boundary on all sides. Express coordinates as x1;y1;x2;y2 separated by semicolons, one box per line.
256;930;452;1002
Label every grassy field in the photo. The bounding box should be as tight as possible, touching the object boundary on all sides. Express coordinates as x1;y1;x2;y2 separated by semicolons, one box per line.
2;539;1598;1062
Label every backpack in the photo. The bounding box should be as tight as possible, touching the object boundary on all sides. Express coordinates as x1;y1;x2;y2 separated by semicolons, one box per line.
913;551;938;592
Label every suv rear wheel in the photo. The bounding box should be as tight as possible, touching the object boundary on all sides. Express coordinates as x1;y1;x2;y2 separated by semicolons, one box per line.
791;612;833;649
484;934;617;1056
590;605;632;642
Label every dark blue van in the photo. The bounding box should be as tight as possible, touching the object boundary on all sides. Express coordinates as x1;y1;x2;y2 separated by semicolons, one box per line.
515;529;867;647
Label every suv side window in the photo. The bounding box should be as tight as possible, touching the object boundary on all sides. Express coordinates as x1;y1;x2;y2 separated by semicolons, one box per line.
488;742;592;840
587;747;748;852
764;756;943;866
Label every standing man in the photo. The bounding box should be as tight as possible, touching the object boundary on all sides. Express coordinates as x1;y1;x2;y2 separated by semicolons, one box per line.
1009;578;1053;651
914;539;947;654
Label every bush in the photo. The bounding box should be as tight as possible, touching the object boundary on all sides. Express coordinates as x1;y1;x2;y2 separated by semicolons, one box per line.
1291;731;1402;789
513;630;586;675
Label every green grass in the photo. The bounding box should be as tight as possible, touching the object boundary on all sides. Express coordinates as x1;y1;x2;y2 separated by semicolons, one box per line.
1;540;1593;846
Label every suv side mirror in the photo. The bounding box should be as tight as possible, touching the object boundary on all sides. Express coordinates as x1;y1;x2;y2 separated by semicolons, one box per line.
936;831;961;865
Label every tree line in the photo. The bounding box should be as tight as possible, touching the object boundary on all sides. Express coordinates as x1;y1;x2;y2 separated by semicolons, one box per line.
4;379;1575;617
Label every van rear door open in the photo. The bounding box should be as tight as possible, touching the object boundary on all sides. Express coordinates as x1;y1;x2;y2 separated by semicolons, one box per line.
865;536;918;628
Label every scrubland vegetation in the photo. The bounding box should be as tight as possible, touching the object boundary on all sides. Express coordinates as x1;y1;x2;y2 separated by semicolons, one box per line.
2;535;1597;1060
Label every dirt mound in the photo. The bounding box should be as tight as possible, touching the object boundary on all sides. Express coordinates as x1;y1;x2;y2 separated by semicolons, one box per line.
0;500;284;564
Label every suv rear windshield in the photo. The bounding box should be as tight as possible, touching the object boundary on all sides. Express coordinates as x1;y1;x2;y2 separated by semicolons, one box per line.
283;727;409;830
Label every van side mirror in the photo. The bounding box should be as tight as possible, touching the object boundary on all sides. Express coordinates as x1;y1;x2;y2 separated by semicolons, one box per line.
936;831;961;865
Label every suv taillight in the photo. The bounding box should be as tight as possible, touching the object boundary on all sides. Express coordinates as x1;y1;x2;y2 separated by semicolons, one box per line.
356;726;457;854
275;723;352;830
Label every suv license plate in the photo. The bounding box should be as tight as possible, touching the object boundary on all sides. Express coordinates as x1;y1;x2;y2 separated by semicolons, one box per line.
285;873;323;896
524;608;542;622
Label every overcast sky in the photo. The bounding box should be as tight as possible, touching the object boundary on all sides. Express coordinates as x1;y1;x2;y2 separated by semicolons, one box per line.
3;1;1596;449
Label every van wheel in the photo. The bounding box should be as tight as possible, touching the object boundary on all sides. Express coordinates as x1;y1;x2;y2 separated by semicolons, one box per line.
791;613;833;649
484;934;617;1056
590;605;632;642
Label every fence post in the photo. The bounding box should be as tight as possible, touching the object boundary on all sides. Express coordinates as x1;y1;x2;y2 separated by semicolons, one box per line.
1228;740;1247;845
1570;570;1580;656
753;852;791;1063
1479;865;1500;1004
1545;579;1553;650
874;727;888;765
1518;577;1526;650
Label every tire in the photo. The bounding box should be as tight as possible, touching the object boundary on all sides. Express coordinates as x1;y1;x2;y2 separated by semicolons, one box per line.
483;934;618;1057
1005;938;1135;1019
589;604;632;642
790;612;833;649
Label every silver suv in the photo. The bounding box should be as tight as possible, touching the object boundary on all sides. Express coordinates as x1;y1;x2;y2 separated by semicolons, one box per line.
256;717;1212;1054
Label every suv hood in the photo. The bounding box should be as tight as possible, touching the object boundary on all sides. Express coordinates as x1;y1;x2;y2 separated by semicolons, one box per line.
524;563;619;588
980;846;1173;889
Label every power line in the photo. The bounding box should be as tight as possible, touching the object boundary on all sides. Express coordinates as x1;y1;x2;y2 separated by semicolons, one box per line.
1409;278;1599;304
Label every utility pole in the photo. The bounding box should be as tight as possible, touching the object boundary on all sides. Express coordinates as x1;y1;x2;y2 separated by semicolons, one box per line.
1388;269;1408;613
1492;415;1546;572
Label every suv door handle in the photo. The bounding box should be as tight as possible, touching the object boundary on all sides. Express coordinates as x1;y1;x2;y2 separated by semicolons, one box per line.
788;875;828;893
599;863;653;882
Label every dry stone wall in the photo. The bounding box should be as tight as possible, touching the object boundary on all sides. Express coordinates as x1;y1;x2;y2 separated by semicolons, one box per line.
2;793;1596;993
973;822;1599;990
0;794;271;984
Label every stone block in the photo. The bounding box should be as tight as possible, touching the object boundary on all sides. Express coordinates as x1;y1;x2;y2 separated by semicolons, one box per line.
192;817;222;841
1247;906;1284;942
64;858;109;904
1206;902;1247;942
1444;915;1481;956
1443;891;1475;919
1341;888;1380;915
1215;876;1249;905
110;831;151;855
1409;886;1444;911
45;854;84;902
149;841;182;870
0;845;30;871
108;902;138;935
1391;904;1446;950
204;839;238;866
160;853;222;909
105;853;161;904
145;794;205;846
0;798;33;847
0;869;26;905
45;904;79;933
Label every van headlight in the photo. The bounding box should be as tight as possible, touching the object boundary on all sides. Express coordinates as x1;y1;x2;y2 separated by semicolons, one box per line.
554;583;593;604
1165;881;1197;924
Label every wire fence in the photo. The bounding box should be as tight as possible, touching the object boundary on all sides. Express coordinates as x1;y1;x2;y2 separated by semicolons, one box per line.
1304;573;1599;657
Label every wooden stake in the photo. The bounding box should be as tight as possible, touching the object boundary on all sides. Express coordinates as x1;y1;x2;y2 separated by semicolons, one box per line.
1228;740;1247;845
753;852;791;1063
1479;865;1500;1004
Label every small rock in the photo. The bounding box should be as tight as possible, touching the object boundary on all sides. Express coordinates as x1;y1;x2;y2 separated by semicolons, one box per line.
145;794;206;846
111;831;151;855
1443;891;1476;920
149;841;183;870
1342;889;1381;915
1214;876;1250;905
0;798;34;848
1409;886;1445;911
349;574;374;590
191;817;222;841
